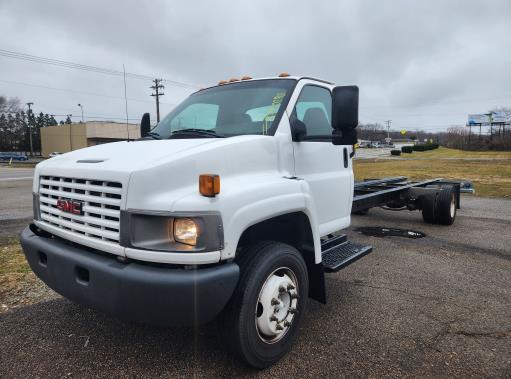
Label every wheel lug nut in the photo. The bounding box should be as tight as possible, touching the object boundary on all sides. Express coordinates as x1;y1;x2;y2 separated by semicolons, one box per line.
275;324;284;331
287;284;295;290
270;315;278;322
279;286;286;293
271;298;280;305
290;293;299;300
288;307;298;314
283;320;291;327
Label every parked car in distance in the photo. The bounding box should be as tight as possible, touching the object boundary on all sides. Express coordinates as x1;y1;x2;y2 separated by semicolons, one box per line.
0;152;29;161
48;152;61;158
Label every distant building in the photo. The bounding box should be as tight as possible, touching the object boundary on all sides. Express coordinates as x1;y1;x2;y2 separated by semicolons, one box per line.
40;121;140;157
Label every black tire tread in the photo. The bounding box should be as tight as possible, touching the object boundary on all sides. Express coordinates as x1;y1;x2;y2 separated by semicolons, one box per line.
220;241;308;368
436;185;456;225
422;193;437;224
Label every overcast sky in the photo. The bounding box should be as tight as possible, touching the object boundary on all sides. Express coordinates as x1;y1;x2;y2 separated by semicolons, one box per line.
1;0;510;131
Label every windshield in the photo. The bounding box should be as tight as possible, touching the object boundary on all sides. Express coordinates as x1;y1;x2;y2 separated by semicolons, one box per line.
151;79;296;139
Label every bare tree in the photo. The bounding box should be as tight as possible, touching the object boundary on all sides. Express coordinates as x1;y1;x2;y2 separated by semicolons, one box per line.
0;96;22;113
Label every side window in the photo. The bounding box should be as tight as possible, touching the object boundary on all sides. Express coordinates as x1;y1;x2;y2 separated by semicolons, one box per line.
293;86;332;138
170;103;219;130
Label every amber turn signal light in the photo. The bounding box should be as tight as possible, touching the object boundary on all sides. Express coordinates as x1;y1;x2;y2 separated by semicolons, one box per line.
199;174;220;197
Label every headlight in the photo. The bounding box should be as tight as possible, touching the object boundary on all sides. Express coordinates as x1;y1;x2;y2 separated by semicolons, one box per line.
173;218;199;246
121;211;223;253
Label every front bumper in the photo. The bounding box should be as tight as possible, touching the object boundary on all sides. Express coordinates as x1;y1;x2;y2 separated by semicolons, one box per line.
20;226;239;326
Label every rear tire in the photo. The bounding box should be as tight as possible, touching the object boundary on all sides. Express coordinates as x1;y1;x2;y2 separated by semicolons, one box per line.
221;241;308;369
421;193;437;224
436;186;457;225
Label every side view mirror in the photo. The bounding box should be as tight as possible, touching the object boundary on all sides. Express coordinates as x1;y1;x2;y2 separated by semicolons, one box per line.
290;118;307;142
140;113;151;137
331;85;358;144
332;128;358;146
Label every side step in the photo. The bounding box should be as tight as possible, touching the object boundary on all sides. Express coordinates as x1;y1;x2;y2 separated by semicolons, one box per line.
321;238;373;273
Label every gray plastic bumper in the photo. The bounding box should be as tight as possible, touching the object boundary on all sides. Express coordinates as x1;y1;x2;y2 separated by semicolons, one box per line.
20;226;239;326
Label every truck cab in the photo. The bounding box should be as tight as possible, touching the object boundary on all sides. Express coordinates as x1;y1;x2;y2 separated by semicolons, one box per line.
21;75;367;368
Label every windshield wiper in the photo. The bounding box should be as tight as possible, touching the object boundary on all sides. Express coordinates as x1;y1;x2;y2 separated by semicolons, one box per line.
170;129;225;138
145;131;162;140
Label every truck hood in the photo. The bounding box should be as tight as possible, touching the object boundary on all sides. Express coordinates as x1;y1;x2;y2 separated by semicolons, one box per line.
38;139;218;173
34;135;286;201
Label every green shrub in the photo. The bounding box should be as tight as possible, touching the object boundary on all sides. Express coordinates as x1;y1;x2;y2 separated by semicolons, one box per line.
401;146;413;153
413;143;439;151
390;149;401;156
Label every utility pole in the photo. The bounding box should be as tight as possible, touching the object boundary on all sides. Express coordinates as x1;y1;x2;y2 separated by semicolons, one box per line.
150;79;165;123
26;102;34;157
385;120;392;140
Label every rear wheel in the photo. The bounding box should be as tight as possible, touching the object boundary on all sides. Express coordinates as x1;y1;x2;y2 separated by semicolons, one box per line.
436;186;457;225
421;193;437;224
221;241;308;369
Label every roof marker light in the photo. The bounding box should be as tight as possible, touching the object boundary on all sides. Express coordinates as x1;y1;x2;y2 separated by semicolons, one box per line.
228;78;239;82
278;72;290;77
241;76;252;80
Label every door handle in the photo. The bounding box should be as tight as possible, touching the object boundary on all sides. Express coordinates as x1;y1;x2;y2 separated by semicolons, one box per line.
343;147;349;168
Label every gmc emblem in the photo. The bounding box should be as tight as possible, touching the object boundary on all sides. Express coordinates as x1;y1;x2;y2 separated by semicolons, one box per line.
56;199;84;215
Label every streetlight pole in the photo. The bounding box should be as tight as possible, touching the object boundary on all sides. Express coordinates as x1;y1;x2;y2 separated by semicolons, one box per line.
67;114;73;151
77;103;84;122
26;102;34;157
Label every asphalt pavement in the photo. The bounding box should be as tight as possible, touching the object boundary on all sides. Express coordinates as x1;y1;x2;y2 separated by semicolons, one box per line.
0;167;34;240
0;194;510;377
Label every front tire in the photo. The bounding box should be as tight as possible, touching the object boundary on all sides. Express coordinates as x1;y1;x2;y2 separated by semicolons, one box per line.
221;241;309;369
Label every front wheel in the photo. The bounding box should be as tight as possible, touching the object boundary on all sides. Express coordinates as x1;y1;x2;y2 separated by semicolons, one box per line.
221;241;309;369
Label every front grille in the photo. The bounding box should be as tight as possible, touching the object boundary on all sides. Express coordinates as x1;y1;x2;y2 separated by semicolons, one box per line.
39;176;122;243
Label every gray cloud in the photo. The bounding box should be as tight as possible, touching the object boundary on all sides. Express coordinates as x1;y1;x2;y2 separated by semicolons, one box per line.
1;0;510;130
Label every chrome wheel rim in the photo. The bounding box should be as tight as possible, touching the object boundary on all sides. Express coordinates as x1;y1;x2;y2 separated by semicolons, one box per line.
255;267;299;344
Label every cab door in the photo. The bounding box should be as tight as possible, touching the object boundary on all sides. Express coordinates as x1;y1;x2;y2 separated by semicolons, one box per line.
290;84;353;235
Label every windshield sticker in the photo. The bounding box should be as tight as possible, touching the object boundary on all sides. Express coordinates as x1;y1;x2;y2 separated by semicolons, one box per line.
262;91;286;134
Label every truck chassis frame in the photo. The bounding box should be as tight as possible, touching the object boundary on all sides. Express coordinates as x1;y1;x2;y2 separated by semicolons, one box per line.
352;176;461;214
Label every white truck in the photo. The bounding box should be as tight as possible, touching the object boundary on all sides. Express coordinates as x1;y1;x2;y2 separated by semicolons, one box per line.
21;75;458;368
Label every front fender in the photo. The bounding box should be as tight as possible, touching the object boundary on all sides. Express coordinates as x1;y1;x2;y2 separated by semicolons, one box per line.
157;175;323;263
214;175;321;262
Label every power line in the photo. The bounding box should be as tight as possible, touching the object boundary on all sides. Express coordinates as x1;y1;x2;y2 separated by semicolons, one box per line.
0;49;200;89
0;78;176;106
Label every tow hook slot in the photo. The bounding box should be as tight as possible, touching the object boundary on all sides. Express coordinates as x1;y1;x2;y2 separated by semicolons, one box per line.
354;226;426;239
75;266;90;284
38;251;47;267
